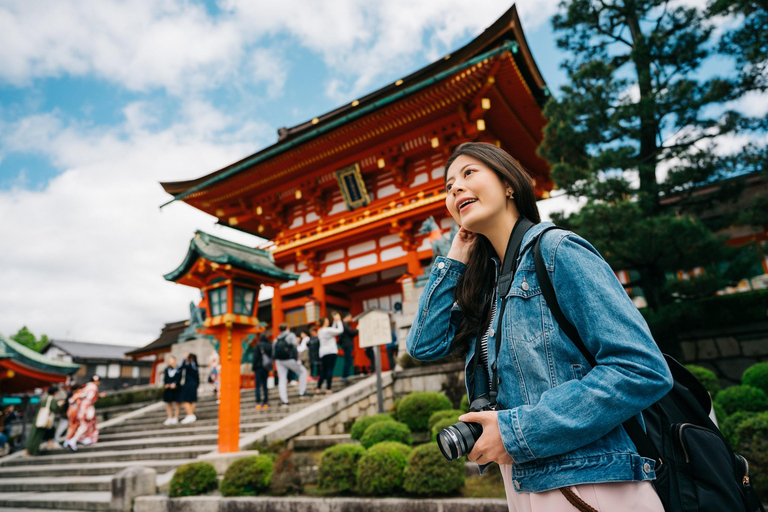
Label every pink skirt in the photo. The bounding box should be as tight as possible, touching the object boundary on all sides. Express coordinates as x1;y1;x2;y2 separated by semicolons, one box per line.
500;464;665;512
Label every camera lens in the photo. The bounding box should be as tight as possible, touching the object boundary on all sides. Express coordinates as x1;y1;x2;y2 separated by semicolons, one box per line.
436;421;483;461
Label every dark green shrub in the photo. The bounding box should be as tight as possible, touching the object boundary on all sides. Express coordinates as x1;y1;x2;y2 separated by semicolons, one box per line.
318;444;365;493
685;365;721;398
721;411;758;448
220;455;273;496
428;409;464;431
403;442;465;496
397;392;453;431
357;441;411;495
360;421;412;449
715;385;768;416
270;450;314;495
734;411;768;500
460;395;470;413
390;398;402;421
168;461;218;497
350;414;395;441
743;362;768;396
431;417;459;442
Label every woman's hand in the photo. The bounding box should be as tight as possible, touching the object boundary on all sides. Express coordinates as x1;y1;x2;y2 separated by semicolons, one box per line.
459;411;514;465
446;227;478;264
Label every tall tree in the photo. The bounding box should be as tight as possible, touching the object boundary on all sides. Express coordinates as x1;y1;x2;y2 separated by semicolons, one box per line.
539;0;753;310
10;326;49;353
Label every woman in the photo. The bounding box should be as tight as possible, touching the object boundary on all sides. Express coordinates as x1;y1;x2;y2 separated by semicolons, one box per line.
63;376;101;451
162;355;182;425
25;386;62;455
179;353;199;424
316;311;343;394
406;142;673;512
253;334;272;409
208;352;221;404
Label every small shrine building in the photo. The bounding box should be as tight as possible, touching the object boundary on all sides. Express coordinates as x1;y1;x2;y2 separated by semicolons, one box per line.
160;5;553;370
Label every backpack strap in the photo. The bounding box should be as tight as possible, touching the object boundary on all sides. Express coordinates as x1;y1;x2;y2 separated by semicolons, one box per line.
532;228;661;464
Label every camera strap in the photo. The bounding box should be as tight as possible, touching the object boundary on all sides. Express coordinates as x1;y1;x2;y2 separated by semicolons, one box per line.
469;216;534;408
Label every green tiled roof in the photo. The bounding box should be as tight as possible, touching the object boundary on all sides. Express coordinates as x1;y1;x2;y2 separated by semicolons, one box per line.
0;334;81;376
165;230;299;283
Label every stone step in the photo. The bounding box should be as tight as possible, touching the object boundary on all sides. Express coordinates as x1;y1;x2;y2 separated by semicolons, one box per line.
0;459;196;477
99;422;271;441
52;434;219;454
1;445;216;466
102;406;302;431
0;491;112;511
0;475;112;493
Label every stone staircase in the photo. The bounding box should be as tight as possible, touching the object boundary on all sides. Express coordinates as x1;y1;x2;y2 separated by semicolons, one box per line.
0;378;347;511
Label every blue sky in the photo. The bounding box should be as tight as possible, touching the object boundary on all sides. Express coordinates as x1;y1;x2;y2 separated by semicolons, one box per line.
0;0;760;346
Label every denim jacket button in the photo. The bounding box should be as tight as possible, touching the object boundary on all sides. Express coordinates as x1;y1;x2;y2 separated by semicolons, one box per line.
437;262;445;269
643;462;652;474
521;281;529;291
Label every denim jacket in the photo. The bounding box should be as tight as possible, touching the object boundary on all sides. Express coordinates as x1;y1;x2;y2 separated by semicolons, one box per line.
406;222;673;493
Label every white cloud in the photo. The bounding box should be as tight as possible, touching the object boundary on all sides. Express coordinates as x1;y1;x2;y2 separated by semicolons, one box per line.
0;103;274;345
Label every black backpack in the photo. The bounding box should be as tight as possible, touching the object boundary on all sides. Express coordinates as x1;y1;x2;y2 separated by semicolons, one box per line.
273;334;297;361
532;227;764;512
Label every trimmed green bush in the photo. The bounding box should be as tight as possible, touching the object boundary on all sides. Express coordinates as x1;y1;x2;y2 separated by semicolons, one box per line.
743;362;768;396
460;395;470;413
428;409;464;431
220;455;273;497
404;442;465;496
734;411;768;499
318;444;365;493
685;365;720;398
350;414;395;441
397;392;453;431
357;441;411;495
168;461;218;498
715;385;768;416
431;417;459;442
721;411;758;448
360;420;412;449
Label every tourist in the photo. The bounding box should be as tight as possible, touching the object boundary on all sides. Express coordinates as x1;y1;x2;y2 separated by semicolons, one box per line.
253;334;272;409
208;352;221;403
162;355;182;425
25;386;63;455
272;324;307;405
63;376;102;451
179;353;199;424
407;142;671;511
53;384;71;443
298;331;310;374
338;313;358;382
1;405;20;451
316;311;343;394
307;326;320;379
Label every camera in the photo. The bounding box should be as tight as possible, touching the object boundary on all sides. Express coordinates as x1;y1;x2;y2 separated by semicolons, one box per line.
436;395;495;461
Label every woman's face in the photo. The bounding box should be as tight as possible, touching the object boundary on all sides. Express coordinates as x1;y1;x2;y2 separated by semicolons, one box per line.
445;155;511;236
168;356;176;366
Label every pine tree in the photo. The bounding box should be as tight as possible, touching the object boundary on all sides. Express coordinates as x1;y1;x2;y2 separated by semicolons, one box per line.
10;326;49;352
538;0;756;310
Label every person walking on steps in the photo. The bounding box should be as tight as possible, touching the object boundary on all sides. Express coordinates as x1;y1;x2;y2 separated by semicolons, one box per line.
26;386;63;455
162;355;182;425
179;353;199;424
273;324;308;405
63;376;103;451
406;142;672;512
338;313;358;383
316;311;343;394
253;334;272;410
308;326;320;379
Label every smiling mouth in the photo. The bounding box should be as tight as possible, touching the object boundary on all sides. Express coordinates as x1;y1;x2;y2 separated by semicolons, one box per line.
459;199;477;212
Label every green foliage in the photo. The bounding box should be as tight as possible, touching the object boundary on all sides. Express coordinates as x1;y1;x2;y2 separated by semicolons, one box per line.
350;414;394;441
318;444;365;494
403;442;465;496
721;411;758;448
220;455;273;497
460;395;470;413
360;421;412;449
715;385;768;416
734;411;768;500
396;392;453;431
742;362;768;396
270;450;314;496
10;326;49;353
357;442;411;496
684;365;721;398
428;409;464;431
168;462;218;498
432;417;460;442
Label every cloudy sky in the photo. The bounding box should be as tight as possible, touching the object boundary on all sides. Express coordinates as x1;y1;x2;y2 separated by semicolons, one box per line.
0;0;758;348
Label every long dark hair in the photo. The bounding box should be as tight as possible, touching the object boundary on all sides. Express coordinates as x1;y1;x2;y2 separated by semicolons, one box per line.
445;142;541;357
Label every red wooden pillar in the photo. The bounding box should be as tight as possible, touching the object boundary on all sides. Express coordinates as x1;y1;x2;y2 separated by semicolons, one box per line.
271;286;284;331
313;277;326;319
216;323;244;453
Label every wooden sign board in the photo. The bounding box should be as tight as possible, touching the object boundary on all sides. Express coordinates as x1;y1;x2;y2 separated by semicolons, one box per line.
355;309;391;348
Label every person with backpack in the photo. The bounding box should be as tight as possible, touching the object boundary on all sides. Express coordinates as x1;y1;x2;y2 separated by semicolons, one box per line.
338;313;358;382
406;142;673;512
307;326;321;379
253;334;272;409
272;324;307;405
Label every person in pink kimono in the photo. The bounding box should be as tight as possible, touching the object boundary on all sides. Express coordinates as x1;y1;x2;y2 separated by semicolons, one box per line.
63;376;102;451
